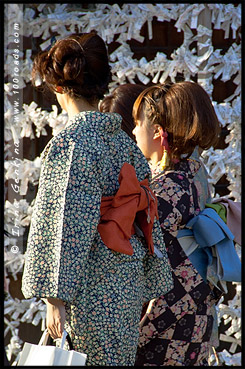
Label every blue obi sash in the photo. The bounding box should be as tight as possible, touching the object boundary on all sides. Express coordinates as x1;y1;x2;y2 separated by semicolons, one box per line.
177;208;241;283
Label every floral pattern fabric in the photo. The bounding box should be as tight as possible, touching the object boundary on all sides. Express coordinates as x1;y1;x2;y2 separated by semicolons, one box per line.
135;159;218;366
21;111;173;366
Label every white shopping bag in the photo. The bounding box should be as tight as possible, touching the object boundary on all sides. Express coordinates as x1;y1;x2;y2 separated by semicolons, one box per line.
17;329;87;366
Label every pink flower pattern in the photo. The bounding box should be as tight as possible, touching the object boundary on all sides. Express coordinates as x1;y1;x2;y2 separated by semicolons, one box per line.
135;159;220;366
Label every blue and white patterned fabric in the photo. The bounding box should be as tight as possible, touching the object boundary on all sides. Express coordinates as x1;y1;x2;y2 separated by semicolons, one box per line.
22;111;173;366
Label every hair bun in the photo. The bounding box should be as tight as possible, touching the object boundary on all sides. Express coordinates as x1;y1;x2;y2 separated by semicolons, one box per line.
32;32;112;103
63;56;85;81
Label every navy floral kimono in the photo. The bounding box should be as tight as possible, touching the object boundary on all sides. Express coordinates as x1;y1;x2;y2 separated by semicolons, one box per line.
135;158;219;366
21;111;173;366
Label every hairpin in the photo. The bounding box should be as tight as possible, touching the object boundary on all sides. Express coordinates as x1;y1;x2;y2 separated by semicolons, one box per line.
47;36;84;53
47;35;57;51
70;38;85;53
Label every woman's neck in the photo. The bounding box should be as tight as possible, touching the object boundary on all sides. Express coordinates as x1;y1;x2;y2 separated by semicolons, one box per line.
150;151;163;166
64;95;99;119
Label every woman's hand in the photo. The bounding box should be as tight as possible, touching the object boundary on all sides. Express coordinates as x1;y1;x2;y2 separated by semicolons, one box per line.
46;298;66;339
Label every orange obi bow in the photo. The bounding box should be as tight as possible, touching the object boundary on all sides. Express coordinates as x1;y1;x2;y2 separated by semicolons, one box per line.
97;162;159;255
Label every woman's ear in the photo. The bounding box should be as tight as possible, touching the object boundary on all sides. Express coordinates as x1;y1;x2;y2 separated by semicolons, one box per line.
56;86;64;94
153;124;162;140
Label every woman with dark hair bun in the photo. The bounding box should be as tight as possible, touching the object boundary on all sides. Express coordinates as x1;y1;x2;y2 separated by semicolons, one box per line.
21;32;173;366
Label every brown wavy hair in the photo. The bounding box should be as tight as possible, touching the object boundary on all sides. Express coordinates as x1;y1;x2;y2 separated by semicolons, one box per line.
133;81;221;163
100;84;147;141
32;31;112;103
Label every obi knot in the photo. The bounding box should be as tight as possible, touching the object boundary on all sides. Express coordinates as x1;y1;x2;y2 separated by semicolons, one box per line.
177;208;241;283
97;162;159;255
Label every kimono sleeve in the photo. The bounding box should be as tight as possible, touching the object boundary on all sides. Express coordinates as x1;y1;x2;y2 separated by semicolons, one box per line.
22;135;103;303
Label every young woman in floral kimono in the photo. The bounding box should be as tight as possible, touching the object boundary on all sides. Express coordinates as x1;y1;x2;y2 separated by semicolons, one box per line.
130;82;221;366
101;82;222;365
21;32;173;366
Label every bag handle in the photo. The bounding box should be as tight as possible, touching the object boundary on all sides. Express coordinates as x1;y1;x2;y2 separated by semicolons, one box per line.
38;329;50;346
39;329;74;350
60;330;73;350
